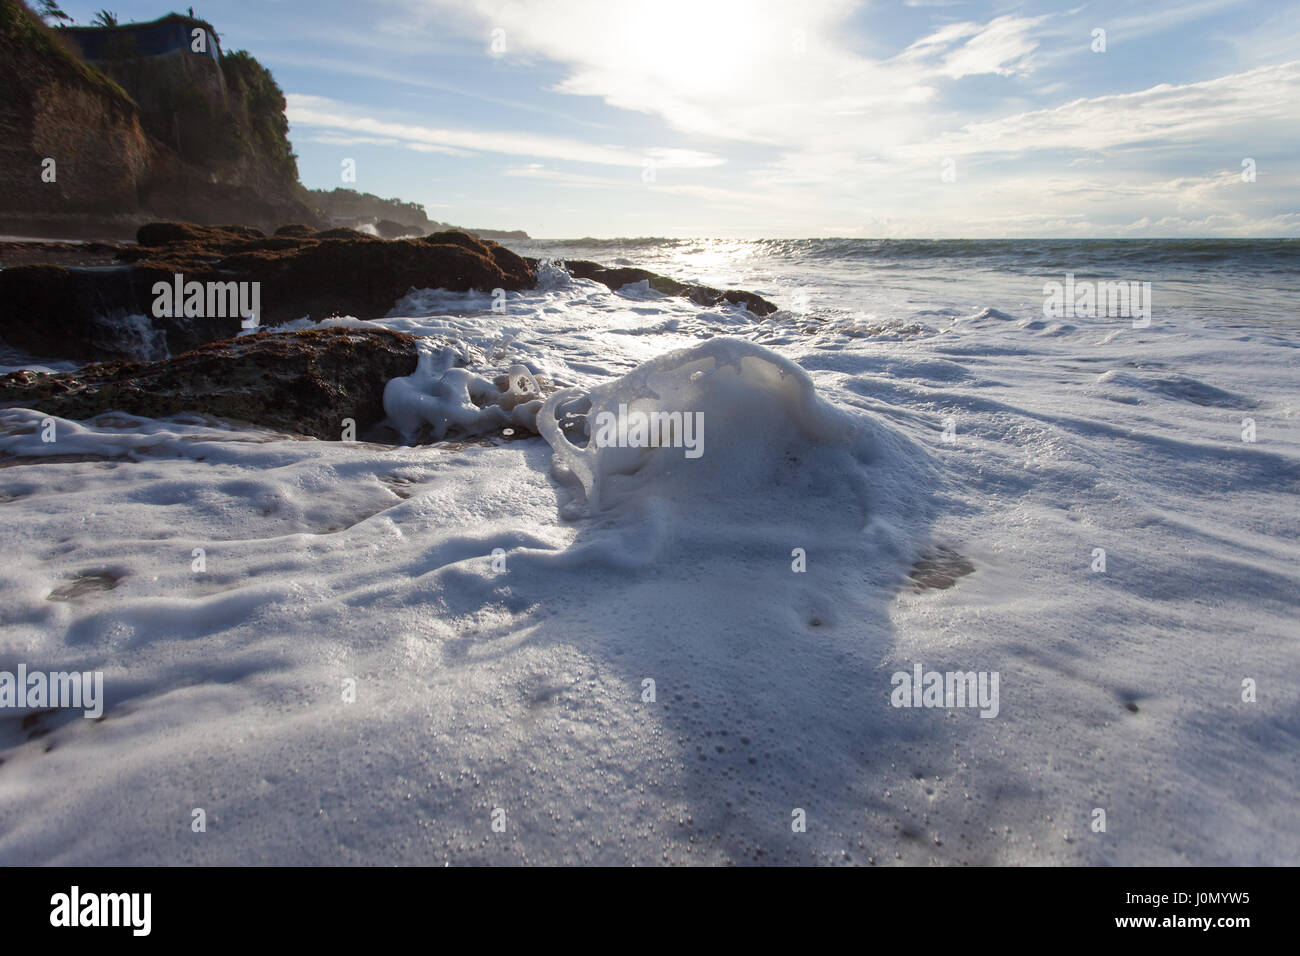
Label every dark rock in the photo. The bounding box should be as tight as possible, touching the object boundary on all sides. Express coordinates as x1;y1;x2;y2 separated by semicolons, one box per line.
559;259;777;316
213;233;534;324
0;226;536;362
0;240;125;269
0;223;778;366
136;222;266;246
0;264;155;361
274;224;317;238
422;230;485;253
909;547;975;591
0;262;245;361
316;227;376;241
0;327;419;440
374;219;423;239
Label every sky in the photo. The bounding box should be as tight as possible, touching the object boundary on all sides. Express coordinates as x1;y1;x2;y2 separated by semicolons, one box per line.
52;0;1300;238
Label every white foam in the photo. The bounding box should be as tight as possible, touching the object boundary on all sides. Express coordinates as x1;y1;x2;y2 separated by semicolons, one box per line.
0;249;1296;865
538;337;894;517
383;344;542;443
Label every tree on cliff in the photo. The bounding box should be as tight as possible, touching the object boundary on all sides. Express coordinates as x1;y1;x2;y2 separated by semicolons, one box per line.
34;0;70;24
220;50;299;183
90;9;117;27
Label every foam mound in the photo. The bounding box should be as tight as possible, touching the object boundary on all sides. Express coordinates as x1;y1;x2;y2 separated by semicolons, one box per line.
535;337;929;567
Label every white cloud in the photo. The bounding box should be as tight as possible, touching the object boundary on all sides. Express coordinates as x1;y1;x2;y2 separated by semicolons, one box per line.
286;94;725;169
921;60;1300;158
303;1;1300;236
935;15;1045;78
423;0;911;144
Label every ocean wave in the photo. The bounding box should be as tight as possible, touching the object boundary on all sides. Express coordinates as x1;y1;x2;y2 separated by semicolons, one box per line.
520;237;1300;275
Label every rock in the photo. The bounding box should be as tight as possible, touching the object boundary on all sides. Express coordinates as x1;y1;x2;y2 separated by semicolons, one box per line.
136;222;266;246
0;226;535;361
315;227;375;240
0;223;779;366
422;230;489;254
0;327;418;440
374;219;424;239
212;231;534;323
0;260;251;361
0;240;124;269
0;264;162;361
559;259;777;315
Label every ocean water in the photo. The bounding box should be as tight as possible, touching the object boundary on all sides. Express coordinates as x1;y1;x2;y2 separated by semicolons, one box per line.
0;239;1296;864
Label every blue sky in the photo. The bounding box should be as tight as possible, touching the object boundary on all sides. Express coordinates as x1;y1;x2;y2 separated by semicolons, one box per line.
53;0;1300;238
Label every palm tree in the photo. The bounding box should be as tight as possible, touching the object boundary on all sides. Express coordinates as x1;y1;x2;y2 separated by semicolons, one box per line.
90;10;119;27
35;1;73;24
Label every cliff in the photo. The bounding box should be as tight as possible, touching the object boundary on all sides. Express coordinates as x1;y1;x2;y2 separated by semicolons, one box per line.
0;1;319;237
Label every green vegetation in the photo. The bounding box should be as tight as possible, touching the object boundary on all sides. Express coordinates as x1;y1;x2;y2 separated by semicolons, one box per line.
307;188;432;228
34;0;70;23
90;9;117;27
1;0;135;107
221;50;299;182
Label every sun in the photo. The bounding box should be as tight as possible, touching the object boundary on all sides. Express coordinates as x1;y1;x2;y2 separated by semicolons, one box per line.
615;0;768;98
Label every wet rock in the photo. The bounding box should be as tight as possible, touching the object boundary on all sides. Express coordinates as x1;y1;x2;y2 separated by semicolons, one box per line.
0;326;419;440
374;219;424;239
0;225;534;361
273;223;317;238
559;259;777;316
48;572;121;601
136;222;266;246
909;546;975;591
0;223;778;365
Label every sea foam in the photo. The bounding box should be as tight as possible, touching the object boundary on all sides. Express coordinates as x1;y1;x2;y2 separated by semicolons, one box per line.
528;337;932;584
383;343;543;443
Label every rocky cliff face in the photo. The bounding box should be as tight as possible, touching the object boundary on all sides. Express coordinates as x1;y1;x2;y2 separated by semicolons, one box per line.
0;1;318;237
0;1;150;231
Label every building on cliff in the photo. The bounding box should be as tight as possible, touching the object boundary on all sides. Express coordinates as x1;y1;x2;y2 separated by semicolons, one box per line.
61;14;227;105
61;13;221;64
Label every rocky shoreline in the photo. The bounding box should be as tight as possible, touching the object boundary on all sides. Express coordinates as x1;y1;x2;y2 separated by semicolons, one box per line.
0;326;419;441
0;223;777;441
0;223;776;361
